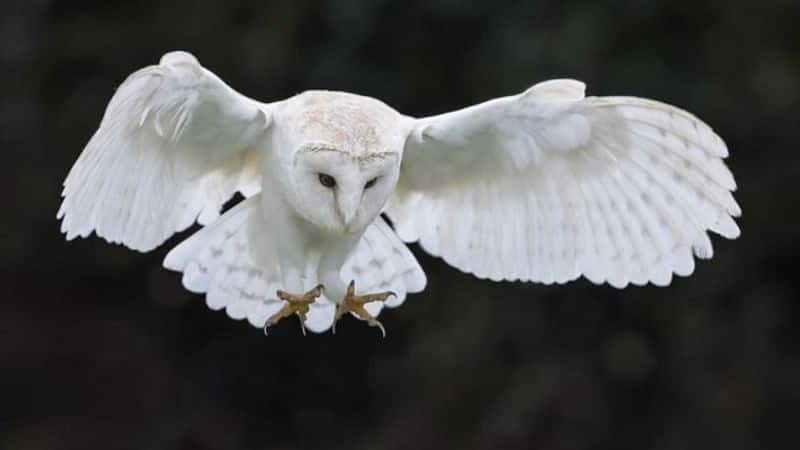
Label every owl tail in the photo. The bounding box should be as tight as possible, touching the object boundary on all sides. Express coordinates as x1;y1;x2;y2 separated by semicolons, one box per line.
162;194;332;331
162;194;427;333
340;216;427;318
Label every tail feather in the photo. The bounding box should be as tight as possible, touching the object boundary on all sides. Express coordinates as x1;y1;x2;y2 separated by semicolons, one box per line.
164;197;426;333
163;195;328;329
341;217;427;318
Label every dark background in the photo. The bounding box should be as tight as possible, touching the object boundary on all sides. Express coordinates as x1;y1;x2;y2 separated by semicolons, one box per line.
2;1;798;449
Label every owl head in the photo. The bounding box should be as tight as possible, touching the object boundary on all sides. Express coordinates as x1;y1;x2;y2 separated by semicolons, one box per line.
271;91;410;234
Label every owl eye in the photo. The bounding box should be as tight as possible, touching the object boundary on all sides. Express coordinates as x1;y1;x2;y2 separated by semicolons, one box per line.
318;173;336;188
364;177;379;189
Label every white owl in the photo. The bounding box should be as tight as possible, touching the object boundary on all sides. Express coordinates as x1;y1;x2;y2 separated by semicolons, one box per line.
58;51;741;336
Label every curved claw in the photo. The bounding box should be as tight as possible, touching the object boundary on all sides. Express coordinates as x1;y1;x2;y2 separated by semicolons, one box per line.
263;285;324;337
374;320;386;338
264;316;307;336
333;281;395;337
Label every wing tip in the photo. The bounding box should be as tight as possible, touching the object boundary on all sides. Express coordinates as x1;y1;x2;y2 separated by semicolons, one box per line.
159;50;199;67
525;79;587;101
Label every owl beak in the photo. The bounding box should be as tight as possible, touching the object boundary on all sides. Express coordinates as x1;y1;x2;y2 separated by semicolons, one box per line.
335;190;360;232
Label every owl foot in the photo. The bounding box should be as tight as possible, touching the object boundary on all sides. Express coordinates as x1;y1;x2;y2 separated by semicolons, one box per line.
332;281;395;337
264;284;323;336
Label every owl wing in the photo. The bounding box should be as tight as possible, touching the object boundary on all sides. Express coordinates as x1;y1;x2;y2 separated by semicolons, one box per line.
388;79;741;287
58;51;271;252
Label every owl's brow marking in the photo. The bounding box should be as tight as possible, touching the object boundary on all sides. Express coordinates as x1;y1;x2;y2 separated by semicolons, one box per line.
301;144;345;154
299;144;398;164
293;144;344;165
358;151;397;161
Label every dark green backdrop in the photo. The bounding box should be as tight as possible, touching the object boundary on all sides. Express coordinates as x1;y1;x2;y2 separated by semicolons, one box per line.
3;1;798;449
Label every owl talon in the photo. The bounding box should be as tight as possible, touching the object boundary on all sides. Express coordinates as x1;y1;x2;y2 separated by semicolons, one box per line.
333;281;394;337
263;284;323;335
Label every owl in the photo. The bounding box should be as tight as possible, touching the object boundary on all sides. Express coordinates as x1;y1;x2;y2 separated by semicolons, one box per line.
58;51;741;336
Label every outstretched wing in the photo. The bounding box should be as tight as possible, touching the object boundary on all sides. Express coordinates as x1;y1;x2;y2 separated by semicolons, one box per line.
388;79;741;288
58;51;271;252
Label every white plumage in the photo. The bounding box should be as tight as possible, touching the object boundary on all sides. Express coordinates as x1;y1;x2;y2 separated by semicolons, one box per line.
58;51;740;334
58;51;266;252
389;80;740;288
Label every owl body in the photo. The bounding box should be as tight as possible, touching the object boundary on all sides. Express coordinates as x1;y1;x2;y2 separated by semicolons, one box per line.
256;90;413;304
58;52;740;333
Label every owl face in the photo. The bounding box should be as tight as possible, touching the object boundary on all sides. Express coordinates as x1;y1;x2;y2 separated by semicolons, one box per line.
288;145;400;234
272;90;410;235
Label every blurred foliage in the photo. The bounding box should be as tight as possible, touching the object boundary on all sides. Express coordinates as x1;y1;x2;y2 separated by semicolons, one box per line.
1;0;799;449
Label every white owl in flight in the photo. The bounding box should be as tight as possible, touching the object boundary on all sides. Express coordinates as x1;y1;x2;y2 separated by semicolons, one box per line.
58;51;741;336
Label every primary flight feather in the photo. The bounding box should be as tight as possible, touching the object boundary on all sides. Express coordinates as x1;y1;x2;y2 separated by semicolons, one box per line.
58;51;740;335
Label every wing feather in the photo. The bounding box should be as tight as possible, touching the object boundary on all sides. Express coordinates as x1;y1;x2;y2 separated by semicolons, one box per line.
58;51;270;251
389;79;740;287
